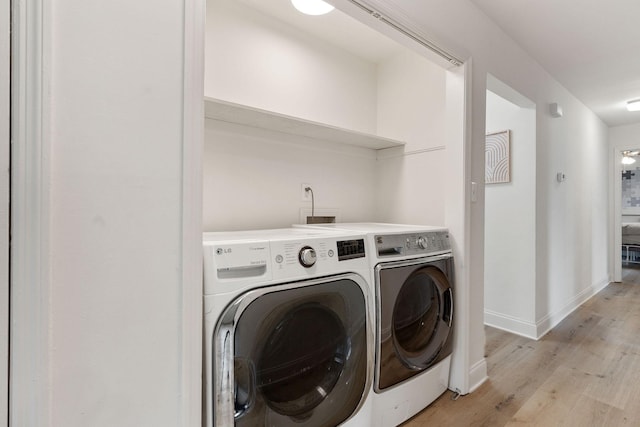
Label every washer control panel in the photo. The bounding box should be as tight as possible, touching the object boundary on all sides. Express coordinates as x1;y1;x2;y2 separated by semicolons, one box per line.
270;237;367;280
375;231;450;257
203;229;369;295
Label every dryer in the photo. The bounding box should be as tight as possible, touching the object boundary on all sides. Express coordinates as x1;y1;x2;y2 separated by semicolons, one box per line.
295;223;454;427
203;228;375;427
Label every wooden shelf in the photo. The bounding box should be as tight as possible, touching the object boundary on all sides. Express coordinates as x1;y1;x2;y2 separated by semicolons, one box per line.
204;97;405;150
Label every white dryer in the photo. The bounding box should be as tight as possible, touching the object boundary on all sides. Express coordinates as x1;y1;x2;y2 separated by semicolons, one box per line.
295;223;454;427
203;228;375;427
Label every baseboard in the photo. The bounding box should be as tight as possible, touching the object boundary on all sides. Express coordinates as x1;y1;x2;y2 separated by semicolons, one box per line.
535;277;610;339
467;359;488;394
484;309;537;339
484;277;610;341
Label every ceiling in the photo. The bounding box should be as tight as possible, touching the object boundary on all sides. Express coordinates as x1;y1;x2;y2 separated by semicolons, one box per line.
236;0;403;63
470;0;640;127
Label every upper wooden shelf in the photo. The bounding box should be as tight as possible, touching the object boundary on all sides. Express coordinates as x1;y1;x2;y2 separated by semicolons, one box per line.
204;97;405;150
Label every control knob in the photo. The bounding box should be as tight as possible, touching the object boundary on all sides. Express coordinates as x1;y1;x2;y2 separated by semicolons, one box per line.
417;236;428;249
299;246;317;268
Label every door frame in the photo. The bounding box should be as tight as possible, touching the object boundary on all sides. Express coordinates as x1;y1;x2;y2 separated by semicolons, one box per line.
9;0;52;424
612;144;640;282
1;0;10;423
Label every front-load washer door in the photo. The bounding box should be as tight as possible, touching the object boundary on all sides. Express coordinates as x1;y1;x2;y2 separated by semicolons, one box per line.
375;257;453;391
213;274;371;426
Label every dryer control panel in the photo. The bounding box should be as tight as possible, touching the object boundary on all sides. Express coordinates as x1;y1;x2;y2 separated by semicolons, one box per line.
375;231;450;258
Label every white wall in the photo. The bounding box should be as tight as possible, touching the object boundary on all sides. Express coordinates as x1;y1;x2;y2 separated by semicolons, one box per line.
49;2;189;424
534;82;609;335
11;0;202;425
484;90;536;336
205;0;378;134
374;149;447;225
376;49;446;148
202;120;378;231
375;48;448;225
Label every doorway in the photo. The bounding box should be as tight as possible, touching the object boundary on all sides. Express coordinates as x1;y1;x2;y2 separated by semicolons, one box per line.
619;149;640;282
483;75;537;338
612;140;640;283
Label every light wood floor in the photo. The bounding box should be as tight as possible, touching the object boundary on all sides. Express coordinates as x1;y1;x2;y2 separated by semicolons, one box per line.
404;273;640;426
622;263;640;284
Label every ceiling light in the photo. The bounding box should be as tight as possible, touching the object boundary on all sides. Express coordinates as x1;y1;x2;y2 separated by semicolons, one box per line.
627;99;640;112
291;0;335;15
622;156;636;165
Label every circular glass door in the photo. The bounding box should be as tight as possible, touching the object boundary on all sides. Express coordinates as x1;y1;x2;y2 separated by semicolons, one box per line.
257;303;347;418
392;266;452;370
220;277;369;427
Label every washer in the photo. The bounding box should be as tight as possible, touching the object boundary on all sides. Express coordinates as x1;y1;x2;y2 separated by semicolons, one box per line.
295;223;454;427
203;228;375;427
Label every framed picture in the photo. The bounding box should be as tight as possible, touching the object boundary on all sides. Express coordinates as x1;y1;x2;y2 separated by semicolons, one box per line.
622;165;640;214
485;130;511;184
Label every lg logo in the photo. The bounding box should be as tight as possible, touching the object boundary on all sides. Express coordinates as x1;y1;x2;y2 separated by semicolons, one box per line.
216;248;232;255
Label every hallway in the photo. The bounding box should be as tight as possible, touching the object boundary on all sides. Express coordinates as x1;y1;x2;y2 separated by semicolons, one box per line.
405;280;640;426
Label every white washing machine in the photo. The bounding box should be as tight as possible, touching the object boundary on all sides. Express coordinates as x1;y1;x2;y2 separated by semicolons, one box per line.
295;223;454;427
203;228;376;427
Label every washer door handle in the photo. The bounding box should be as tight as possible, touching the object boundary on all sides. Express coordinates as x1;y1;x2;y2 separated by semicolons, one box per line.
234;357;256;419
443;288;453;328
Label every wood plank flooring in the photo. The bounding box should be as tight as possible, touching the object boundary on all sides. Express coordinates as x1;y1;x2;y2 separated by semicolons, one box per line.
403;275;640;426
622;263;640;284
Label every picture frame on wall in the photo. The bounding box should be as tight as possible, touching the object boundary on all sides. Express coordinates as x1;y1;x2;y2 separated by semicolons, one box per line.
485;130;511;184
621;165;640;214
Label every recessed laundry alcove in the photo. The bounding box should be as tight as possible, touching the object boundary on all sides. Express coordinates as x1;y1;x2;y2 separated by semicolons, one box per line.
202;0;462;232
